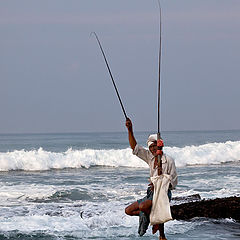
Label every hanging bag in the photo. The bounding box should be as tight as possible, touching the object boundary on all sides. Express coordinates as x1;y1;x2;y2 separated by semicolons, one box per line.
150;174;172;225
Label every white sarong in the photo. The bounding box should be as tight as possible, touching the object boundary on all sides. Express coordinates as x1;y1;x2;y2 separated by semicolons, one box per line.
150;174;172;225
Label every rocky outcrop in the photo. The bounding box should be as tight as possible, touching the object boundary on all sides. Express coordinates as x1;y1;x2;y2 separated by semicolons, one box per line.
171;196;240;221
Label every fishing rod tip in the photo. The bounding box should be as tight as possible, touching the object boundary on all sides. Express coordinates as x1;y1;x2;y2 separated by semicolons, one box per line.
90;31;97;38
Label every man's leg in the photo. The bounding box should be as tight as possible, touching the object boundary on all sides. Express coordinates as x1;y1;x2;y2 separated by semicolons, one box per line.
125;197;152;216
159;224;166;239
139;199;152;215
152;224;166;239
125;201;140;216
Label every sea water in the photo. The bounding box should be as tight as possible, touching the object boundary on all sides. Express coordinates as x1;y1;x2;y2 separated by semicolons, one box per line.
0;130;239;239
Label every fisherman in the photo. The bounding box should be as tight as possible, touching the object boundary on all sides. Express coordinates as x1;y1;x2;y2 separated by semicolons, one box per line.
125;118;178;240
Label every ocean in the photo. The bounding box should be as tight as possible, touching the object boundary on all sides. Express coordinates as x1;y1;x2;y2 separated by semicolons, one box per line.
0;130;239;240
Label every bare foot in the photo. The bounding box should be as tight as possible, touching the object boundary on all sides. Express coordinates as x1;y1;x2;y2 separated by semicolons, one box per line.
159;236;167;240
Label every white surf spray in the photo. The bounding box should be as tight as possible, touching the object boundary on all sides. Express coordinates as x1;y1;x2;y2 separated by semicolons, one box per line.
0;141;239;171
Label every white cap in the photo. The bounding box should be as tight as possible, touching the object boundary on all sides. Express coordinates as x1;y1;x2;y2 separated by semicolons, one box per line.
147;134;158;148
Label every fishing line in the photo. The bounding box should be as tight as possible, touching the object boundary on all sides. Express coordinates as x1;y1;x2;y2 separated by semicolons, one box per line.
91;32;128;120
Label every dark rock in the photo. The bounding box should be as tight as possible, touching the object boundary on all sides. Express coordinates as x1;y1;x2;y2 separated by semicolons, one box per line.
171;196;240;221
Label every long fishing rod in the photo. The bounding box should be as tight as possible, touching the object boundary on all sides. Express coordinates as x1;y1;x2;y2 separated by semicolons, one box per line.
156;0;164;176
91;32;128;120
157;0;162;139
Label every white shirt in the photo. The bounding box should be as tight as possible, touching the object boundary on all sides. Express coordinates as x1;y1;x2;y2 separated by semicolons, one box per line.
133;144;178;189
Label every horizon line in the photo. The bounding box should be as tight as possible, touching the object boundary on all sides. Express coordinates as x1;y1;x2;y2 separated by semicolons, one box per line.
0;128;240;135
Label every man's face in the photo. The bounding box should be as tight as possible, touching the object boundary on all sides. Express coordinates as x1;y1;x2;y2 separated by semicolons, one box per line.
149;141;158;156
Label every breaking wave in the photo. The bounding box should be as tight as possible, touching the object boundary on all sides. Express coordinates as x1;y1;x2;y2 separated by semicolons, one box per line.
0;141;239;171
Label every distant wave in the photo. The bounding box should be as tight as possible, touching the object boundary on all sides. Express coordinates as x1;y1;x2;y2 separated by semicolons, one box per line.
166;140;240;167
0;141;239;171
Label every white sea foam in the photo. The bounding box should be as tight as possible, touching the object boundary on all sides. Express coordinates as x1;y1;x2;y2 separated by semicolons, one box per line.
0;201;138;238
0;141;239;171
165;140;240;167
0;184;58;205
0;203;236;238
0;198;234;237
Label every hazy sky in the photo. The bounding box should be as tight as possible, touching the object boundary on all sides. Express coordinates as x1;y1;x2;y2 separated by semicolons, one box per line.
0;0;239;133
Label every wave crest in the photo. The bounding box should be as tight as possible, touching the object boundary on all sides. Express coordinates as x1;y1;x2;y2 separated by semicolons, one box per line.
166;140;240;167
0;141;239;171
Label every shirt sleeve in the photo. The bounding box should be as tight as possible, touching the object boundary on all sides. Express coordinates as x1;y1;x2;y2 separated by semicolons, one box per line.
167;156;178;189
133;144;150;165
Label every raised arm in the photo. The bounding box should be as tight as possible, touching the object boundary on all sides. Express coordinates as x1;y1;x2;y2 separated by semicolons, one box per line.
125;118;137;150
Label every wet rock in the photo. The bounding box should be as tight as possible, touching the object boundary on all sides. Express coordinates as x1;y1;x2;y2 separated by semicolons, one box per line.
171;196;240;221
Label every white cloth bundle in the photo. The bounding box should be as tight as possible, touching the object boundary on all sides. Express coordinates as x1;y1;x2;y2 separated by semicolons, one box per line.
150;174;173;225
